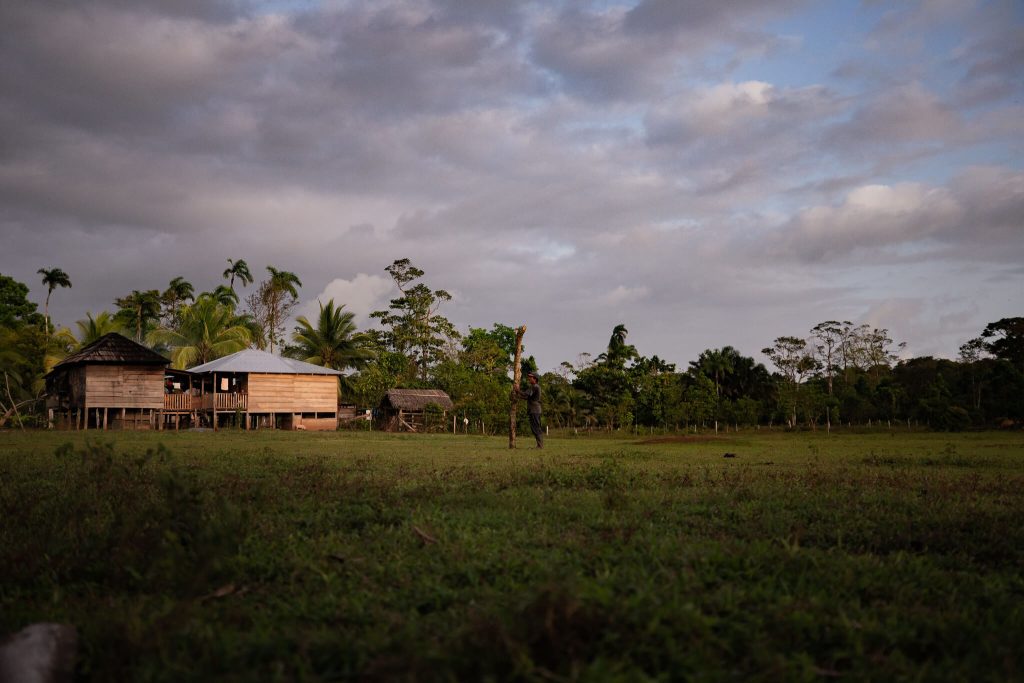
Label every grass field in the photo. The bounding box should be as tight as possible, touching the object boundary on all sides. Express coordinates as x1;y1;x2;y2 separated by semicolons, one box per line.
2;429;1022;681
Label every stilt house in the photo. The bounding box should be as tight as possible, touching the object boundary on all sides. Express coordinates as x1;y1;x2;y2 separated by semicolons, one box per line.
377;389;454;432
187;350;343;430
45;333;170;430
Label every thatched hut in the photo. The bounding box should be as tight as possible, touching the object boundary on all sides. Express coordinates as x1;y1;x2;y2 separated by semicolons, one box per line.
377;389;454;432
188;349;343;430
45;333;170;430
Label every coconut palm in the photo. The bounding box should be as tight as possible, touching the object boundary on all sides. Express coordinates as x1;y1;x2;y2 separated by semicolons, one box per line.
287;300;374;371
37;267;72;336
74;311;124;347
209;284;240;308
223;258;254;292
151;297;252;369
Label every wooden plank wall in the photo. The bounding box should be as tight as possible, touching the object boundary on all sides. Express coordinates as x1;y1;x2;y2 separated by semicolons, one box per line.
84;365;164;409
247;374;337;413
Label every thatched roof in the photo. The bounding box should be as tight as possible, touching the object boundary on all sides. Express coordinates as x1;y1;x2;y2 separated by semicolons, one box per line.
49;333;169;375
381;389;454;411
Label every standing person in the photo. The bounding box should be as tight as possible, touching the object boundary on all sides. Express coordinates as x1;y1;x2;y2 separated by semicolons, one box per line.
518;371;544;448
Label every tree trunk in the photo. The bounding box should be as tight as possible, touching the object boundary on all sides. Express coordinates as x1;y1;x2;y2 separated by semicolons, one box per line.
508;325;526;449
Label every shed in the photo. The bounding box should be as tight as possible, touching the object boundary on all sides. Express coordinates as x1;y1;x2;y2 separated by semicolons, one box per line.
378;389;454;432
45;333;170;430
188;349;343;430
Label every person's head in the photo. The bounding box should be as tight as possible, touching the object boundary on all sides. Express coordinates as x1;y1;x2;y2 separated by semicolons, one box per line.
527;372;538;384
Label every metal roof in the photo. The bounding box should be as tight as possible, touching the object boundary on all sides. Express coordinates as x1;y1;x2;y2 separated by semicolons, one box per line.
188;349;343;375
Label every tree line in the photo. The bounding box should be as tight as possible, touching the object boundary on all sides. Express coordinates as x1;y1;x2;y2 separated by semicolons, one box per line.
1;261;1021;432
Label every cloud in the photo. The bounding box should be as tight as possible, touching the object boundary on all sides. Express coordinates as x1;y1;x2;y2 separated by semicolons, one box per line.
298;274;395;328
772;166;1024;263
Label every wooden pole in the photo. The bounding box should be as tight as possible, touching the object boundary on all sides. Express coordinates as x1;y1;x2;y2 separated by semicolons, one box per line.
508;325;526;449
213;372;218;432
102;407;108;431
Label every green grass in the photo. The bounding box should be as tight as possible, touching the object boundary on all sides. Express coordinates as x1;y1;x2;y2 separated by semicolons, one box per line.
1;429;1022;681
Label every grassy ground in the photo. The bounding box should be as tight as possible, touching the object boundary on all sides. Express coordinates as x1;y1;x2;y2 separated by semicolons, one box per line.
1;429;1022;681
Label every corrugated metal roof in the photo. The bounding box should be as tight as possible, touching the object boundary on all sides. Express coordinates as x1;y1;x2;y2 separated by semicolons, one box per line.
188;349;343;375
51;333;169;372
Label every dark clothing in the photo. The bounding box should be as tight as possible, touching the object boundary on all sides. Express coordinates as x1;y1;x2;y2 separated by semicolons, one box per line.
519;383;542;415
519;382;543;447
528;411;544;448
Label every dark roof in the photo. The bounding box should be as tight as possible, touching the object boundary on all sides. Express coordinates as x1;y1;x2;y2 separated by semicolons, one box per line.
382;389;454;411
50;333;169;374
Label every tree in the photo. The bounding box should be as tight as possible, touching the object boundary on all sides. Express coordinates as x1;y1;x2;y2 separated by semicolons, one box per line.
151;296;252;369
209;284;240;308
160;276;195;327
809;320;851;396
37;267;72;336
762;336;817;427
223;258;254;292
981;317;1024;371
0;274;43;328
286;299;374;372
370;258;458;382
75;311;125;347
114;290;162;343
246;267;302;353
690;347;739;432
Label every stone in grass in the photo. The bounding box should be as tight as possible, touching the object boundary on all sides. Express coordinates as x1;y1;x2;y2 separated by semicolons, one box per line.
723;452;738;458
0;623;78;683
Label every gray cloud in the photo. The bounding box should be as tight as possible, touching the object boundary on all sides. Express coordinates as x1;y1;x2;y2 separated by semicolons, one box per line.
0;0;1021;371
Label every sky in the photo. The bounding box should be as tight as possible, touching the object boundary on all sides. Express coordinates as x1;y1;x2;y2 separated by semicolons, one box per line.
1;0;1022;372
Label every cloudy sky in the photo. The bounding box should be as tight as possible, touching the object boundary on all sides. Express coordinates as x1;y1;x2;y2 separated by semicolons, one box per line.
2;0;1021;371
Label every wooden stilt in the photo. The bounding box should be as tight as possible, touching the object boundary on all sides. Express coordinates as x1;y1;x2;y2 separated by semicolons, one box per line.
103;408;108;431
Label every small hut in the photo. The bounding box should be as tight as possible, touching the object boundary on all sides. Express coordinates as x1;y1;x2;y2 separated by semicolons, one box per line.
45;333;170;430
377;389;454;432
188;349;343;430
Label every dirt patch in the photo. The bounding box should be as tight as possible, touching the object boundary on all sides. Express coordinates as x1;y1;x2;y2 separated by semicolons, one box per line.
636;435;723;445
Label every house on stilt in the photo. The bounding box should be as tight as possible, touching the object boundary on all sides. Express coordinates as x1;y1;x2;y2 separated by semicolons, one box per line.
187;349;343;430
45;333;170;430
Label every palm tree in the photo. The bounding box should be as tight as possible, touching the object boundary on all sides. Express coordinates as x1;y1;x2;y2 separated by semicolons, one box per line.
692;347;738;433
151;297;252;369
209;284;240;308
75;311;124;347
114;289;162;343
223;258;254;292
264;266;302;353
37;267;72;337
161;276;195;325
599;323;637;368
287;300;374;371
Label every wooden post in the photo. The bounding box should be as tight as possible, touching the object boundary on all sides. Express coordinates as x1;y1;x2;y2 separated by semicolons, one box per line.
83;403;88;430
508;325;526;449
212;372;218;432
102;408;108;431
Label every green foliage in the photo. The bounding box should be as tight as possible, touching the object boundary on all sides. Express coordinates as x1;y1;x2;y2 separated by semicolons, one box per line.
151;296;252;369
370;258;459;382
114;289;162;343
0;273;43;327
286;299;374;372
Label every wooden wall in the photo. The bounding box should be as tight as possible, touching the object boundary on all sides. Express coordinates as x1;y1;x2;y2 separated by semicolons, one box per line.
247;374;338;414
82;365;164;409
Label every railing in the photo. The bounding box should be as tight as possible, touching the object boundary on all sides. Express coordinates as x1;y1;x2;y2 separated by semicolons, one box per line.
204;393;247;411
163;394;199;412
163;394;247;411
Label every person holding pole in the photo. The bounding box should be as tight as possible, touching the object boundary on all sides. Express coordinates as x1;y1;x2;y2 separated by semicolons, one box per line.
517;371;544;449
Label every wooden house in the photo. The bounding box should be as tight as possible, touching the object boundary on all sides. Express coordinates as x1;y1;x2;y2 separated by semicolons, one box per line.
377;389;454;432
45;333;170;430
187;349;343;430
